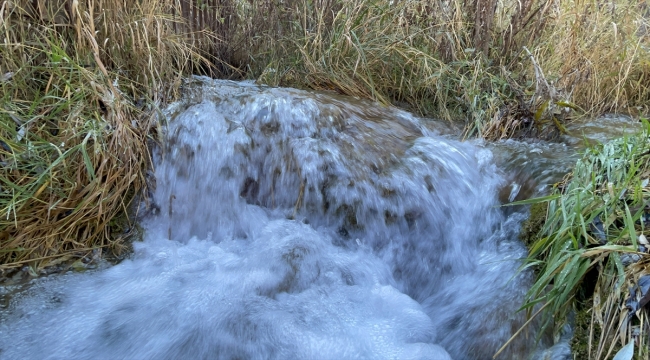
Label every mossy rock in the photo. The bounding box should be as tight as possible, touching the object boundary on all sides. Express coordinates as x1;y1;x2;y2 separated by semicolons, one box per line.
520;202;548;248
571;301;598;359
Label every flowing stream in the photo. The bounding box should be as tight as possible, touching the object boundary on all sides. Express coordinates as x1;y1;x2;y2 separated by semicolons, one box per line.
0;78;642;359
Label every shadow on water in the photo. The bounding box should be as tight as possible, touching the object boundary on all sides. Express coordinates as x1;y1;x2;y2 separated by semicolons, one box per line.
0;78;643;359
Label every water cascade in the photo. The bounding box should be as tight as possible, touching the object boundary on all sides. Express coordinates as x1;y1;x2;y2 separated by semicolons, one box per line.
3;78;611;359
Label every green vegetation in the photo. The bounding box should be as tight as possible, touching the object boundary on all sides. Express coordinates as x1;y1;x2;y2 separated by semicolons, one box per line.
522;121;650;359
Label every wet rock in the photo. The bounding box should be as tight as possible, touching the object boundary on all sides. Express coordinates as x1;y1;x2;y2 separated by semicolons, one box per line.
621;253;642;266
625;275;650;316
589;214;607;243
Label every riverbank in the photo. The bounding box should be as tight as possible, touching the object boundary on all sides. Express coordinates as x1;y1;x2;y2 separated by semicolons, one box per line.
3;0;648;272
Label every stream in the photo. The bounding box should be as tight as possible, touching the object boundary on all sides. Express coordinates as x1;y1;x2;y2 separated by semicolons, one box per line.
0;78;642;359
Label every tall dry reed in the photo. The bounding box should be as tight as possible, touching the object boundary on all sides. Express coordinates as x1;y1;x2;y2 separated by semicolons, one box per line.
0;0;207;272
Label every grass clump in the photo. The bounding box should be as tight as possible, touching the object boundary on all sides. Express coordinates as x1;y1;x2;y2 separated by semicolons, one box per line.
0;1;207;274
523;120;650;359
259;0;650;139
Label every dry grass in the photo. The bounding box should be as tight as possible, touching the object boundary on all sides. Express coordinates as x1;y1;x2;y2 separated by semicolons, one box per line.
263;0;650;139
0;0;208;273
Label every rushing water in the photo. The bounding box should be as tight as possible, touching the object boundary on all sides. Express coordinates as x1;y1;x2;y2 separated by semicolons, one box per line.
0;78;641;359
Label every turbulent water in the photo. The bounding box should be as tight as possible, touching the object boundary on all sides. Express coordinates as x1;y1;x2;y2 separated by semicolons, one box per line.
0;78;640;360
